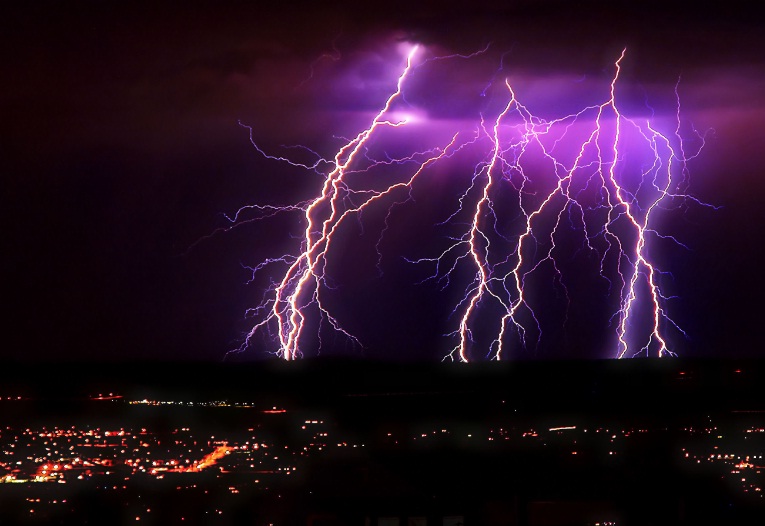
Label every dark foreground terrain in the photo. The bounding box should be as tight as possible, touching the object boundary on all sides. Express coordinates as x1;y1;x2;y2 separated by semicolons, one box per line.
1;358;764;525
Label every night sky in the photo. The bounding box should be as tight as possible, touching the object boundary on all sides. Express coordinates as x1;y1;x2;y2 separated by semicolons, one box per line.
4;1;764;362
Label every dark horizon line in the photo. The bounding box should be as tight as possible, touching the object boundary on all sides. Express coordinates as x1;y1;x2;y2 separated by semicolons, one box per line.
4;354;763;366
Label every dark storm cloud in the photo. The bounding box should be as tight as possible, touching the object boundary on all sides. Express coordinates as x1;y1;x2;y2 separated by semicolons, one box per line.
3;0;764;361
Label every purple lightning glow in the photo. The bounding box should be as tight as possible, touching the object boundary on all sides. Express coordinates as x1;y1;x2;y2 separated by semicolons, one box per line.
230;44;708;361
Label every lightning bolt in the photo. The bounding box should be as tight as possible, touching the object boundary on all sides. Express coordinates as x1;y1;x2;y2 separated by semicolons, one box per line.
231;44;708;361
236;45;458;360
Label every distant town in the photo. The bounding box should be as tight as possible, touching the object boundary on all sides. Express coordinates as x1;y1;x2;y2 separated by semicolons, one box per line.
1;359;765;524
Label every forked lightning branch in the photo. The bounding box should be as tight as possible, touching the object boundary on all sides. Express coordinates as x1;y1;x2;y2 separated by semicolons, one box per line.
231;45;708;361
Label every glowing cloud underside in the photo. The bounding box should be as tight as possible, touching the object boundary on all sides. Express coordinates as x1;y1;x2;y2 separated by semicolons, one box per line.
232;46;707;361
